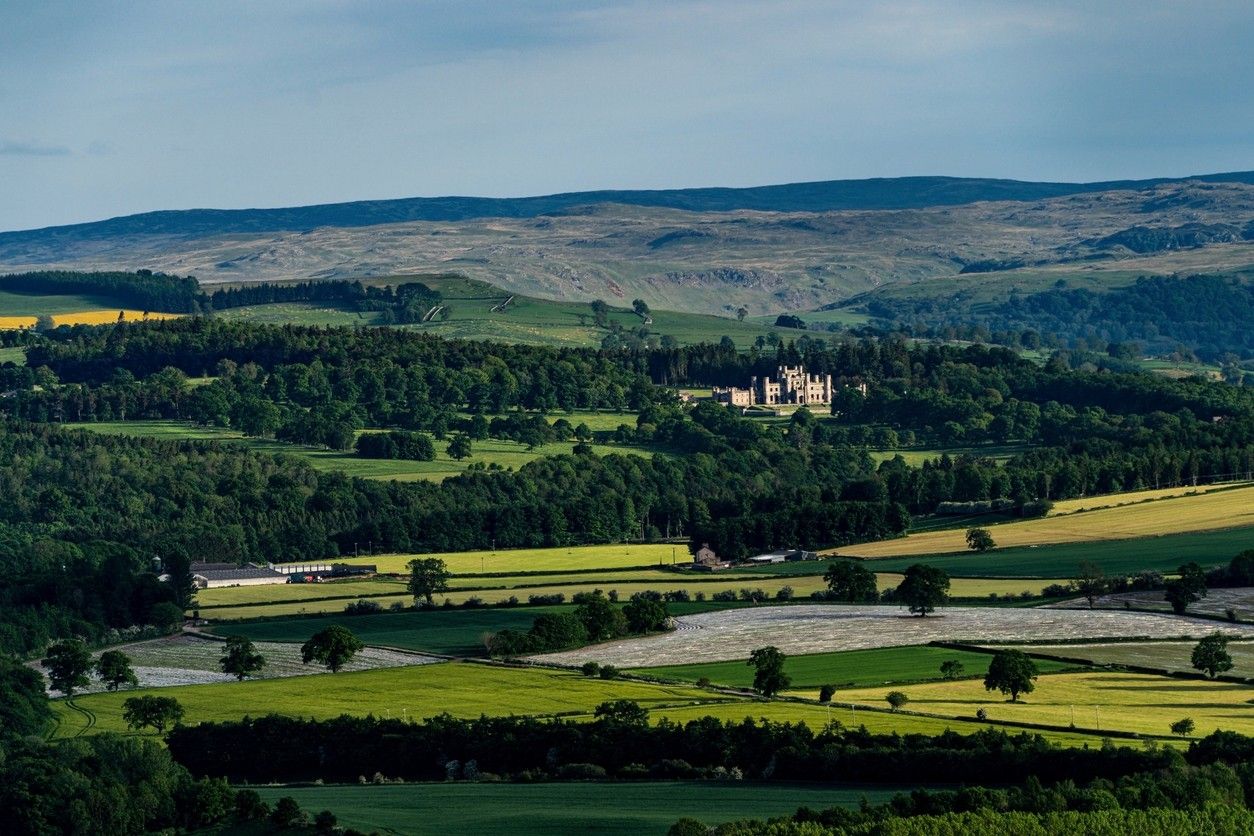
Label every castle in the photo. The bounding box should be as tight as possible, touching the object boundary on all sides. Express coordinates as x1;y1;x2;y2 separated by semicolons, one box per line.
713;364;836;407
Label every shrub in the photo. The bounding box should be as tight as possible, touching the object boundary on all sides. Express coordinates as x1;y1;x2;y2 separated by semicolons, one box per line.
557;763;607;780
527;593;566;605
599;665;619;680
695;677;712;688
712;590;737;602
775;586;794;601
819;684;835;703
344;599;382;615
580;661;601;677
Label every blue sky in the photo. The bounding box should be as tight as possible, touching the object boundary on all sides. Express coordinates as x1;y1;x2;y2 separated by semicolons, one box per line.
1;0;1251;231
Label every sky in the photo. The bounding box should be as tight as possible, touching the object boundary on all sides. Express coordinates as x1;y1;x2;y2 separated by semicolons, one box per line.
1;0;1251;231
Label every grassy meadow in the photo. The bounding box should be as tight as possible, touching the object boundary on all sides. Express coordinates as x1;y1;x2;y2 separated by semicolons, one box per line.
215;275;799;349
832;671;1254;738
858;526;1254;578
246;782;903;836
634;646;1077;692
64;420;652;482
0;346;25;364
49;661;724;739
833;484;1254;558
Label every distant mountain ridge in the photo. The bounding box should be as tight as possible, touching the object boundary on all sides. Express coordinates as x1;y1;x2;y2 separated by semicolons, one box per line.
6;172;1254;240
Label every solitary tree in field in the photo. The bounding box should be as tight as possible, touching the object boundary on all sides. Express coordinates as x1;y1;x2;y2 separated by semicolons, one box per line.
748;646;791;697
446;434;472;460
1165;562;1208;614
1170;717;1196;738
42;640;93;697
1191;633;1234;679
123;695;184;732
407;557;451;606
736;307;749;322
940;659;965;680
983;650;1038;702
1075;561;1108;608
965;528;995;552
824;560;879;603
818;684;835;703
220;635;266;681
301;625;364;673
95;650;138;692
886;691;909;711
896;564;950;616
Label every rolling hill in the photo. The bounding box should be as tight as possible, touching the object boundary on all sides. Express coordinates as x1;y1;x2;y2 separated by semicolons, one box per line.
2;173;1253;323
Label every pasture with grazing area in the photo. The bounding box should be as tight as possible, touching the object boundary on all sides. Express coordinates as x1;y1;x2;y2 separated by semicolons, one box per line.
49;660;722;738
0;345;24;364
832;671;1254;738
249;782;905;836
64;420;652;481
536;604;1254;668
832;485;1254;558
633;645;1078;691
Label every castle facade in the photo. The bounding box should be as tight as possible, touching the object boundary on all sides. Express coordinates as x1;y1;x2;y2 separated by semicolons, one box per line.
713;364;836;407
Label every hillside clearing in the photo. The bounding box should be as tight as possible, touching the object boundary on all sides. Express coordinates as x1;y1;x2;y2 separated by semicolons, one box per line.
535;604;1254;668
64;420;651;481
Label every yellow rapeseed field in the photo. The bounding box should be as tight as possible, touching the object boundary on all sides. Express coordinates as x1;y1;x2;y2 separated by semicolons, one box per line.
831;485;1254;558
0;310;180;329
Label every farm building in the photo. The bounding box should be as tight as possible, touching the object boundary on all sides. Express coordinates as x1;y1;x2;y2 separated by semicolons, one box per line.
746;548;819;564
187;562;288;589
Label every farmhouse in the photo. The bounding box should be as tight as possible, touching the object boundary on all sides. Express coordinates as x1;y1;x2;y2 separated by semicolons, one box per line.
713;364;837;407
692;544;731;571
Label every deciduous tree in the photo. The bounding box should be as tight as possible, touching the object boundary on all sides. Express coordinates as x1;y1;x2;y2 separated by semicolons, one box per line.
983;649;1038;702
301;625;364;673
748;646;790;697
220;635;266;681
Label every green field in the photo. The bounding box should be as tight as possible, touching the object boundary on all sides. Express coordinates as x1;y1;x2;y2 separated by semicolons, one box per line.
633;646;1077;692
63;420;652;481
0;287;126;316
869;444;1030;467
246;782;904;836
50;661;725;738
0;345;24;364
859;526;1254;578
205;606;571;655
215;275;801;349
832;671;1254;738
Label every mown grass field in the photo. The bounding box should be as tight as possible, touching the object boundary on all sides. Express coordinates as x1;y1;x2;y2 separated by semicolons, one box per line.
859;526;1254;578
832;671;1254;738
49;661;724;738
0;346;25;364
64;420;651;482
833;485;1254;558
633;646;1077;692
341;544;683;575
245;782;904;836
1046;483;1246;515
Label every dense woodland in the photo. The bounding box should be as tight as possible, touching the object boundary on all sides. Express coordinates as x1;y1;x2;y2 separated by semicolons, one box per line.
863;273;1254;362
2;318;1254;653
